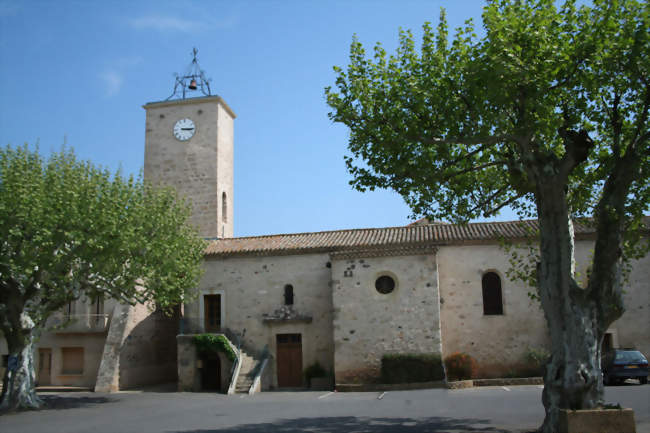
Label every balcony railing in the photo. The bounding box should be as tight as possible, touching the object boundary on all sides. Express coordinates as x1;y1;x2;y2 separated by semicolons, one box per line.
49;313;110;333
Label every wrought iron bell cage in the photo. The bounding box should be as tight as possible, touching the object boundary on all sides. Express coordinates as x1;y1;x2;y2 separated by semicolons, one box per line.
166;47;212;100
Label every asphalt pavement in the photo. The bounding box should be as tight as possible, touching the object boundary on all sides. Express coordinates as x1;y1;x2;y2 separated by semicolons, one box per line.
1;383;648;433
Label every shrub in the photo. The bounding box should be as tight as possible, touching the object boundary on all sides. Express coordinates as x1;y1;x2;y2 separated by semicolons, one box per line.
381;353;445;384
444;352;478;381
304;361;327;383
524;346;550;376
192;334;237;362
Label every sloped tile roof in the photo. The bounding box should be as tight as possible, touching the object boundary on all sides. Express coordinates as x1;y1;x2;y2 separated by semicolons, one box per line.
204;218;637;258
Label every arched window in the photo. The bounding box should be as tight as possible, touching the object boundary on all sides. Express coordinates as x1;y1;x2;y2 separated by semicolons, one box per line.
222;192;227;223
284;284;294;305
482;272;503;315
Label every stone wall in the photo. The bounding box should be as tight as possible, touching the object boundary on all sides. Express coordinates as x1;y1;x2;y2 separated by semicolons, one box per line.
186;253;334;389
437;240;650;377
437;244;549;377
331;253;441;383
29;297;119;388
35;333;107;388
216;101;234;238
117;304;179;389
95;302;178;392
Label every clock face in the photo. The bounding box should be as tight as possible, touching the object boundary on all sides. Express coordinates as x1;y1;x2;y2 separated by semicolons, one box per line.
173;118;196;141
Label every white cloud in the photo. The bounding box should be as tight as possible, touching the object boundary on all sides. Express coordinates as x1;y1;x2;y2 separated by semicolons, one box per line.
99;57;142;97
128;15;203;32
100;70;123;97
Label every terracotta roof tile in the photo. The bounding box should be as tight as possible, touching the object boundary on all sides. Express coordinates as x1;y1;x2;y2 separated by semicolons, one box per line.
204;218;647;258
205;217;650;258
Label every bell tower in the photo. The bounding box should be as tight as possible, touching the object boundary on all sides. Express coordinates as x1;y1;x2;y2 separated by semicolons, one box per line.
143;49;235;238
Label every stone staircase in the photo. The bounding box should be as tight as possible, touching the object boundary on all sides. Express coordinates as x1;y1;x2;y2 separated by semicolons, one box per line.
234;351;259;393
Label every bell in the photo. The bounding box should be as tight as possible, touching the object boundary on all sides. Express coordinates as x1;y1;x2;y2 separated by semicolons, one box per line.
188;79;198;90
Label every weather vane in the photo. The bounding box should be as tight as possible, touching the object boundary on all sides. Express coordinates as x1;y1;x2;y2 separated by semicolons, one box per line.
166;47;212;100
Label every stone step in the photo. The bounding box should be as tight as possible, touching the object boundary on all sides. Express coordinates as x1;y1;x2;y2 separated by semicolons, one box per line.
233;348;261;393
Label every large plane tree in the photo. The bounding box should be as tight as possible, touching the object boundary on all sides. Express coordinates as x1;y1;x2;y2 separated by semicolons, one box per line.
325;0;649;431
0;145;205;411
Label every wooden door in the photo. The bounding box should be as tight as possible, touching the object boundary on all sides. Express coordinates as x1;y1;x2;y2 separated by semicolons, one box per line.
204;294;221;332
276;334;303;388
201;355;221;391
38;348;52;386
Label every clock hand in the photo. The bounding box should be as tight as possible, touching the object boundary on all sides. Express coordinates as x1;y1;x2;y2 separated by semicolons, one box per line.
181;127;194;130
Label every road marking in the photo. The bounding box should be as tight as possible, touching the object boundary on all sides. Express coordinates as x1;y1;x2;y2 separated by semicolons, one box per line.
377;392;386;400
502;386;511;391
318;391;334;399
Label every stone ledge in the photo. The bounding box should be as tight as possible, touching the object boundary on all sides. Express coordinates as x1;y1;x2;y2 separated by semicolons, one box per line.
336;377;544;392
446;380;474;389
36;386;93;393
336;381;446;392
473;377;543;387
559;408;636;433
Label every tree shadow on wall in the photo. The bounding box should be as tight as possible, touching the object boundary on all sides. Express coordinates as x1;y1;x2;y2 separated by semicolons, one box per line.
171;416;535;433
119;309;180;390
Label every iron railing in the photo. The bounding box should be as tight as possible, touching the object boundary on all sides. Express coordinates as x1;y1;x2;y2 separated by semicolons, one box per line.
47;313;110;333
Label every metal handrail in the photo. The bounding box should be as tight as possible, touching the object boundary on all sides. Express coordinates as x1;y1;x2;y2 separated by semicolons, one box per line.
226;328;246;395
248;344;270;395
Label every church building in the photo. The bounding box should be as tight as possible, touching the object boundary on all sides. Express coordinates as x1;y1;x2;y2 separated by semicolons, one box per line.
2;54;648;393
138;57;649;392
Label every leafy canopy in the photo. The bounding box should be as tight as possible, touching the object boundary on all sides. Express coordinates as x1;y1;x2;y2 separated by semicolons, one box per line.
325;0;649;225
0;145;206;331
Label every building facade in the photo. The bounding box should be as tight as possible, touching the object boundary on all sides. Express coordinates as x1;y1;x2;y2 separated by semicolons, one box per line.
2;94;648;393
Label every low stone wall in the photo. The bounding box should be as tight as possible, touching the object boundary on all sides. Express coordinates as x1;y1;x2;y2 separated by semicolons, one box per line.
559;408;636;433
336;377;543;392
473;377;543;386
336;381;446;392
177;335;200;392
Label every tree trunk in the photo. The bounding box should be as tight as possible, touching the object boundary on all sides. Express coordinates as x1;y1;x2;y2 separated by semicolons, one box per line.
0;322;42;411
536;182;604;433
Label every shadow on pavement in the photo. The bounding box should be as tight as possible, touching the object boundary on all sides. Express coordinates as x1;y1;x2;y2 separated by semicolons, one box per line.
171;416;534;433
39;394;116;410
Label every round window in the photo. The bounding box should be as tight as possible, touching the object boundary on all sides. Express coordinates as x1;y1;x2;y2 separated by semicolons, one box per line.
375;275;395;294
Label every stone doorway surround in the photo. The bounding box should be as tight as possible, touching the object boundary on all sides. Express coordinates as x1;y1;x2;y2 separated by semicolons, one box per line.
177;334;234;392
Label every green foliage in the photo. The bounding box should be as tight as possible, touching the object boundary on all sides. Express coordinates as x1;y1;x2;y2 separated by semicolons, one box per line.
304;361;327;382
498;225;541;298
381;353;445;384
0;144;205;331
444;352;478;381
525;346;550;374
325;0;649;232
192;334;236;362
327;1;649;426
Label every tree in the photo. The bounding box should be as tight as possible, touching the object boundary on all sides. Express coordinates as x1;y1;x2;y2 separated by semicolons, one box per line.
0;145;205;411
325;0;649;431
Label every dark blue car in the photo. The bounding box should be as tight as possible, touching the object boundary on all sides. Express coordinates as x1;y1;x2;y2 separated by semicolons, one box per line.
602;349;648;385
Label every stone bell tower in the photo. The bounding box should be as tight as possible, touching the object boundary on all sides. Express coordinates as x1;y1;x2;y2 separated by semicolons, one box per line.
143;49;235;238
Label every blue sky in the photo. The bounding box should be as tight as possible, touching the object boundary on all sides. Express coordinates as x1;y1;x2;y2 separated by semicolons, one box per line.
0;0;513;237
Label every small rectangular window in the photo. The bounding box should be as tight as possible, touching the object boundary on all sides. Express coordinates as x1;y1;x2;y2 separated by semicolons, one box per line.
61;347;84;375
204;294;221;332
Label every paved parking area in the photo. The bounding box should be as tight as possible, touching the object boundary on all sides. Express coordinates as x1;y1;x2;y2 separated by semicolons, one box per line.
1;384;648;433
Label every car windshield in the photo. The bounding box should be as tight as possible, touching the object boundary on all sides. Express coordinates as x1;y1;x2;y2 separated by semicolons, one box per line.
614;351;647;363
